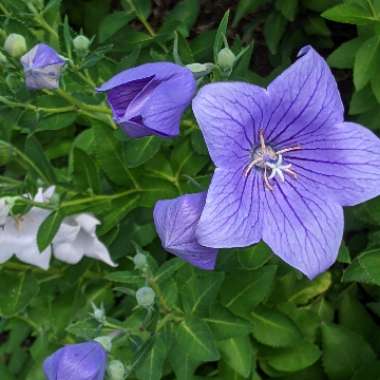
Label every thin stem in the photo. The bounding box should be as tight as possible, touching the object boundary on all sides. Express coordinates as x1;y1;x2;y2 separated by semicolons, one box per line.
0;3;10;16
366;0;378;17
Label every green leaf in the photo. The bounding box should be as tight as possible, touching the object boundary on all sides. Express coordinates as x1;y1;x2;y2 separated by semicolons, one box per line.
92;121;137;187
328;38;364;69
203;306;252;340
236;242;272;270
322;323;376;380
125;136;161;168
276;0;298;21
218;336;254;377
135;331;170;380
342;249;380;285
36;112;77;131
37;211;64;252
153;258;185;284
179;268;225;316
0;272;39;317
98;11;134;42
322;3;376;25
105;270;142;285
264;12;287;54
266;341;321;372
233;0;267;26
174;318;220;362
353;35;380;91
221;265;277;317
73;148;101;193
25;135;56;183
351;361;380;380
214;10;230;61
251;306;302;347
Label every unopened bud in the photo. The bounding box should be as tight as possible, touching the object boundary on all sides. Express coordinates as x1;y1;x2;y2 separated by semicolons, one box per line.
94;336;112;352
216;47;236;71
133;252;148;271
136;286;155;308
73;35;90;54
4;34;27;57
91;302;106;323
107;360;125;380
186;62;214;79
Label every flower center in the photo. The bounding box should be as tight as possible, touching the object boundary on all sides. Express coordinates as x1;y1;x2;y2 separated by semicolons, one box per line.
244;129;301;190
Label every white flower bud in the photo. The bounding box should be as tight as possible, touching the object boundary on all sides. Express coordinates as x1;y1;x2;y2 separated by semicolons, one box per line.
4;34;27;57
216;47;236;71
136;286;155;308
107;360;125;380
94;336;113;352
133;252;148;271
73;35;90;53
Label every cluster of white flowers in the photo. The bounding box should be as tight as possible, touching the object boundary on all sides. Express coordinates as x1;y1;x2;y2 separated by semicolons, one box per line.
0;187;116;269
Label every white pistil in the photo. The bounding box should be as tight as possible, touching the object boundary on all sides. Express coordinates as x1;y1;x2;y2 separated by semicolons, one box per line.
266;155;292;182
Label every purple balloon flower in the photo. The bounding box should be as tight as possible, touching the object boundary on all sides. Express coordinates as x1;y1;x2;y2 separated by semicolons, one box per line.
154;192;218;270
43;341;107;380
97;62;196;138
192;46;380;279
21;43;65;90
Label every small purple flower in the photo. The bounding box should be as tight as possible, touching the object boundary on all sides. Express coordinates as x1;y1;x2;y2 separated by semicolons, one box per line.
21;43;65;90
97;62;196;138
43;341;107;380
154;192;218;270
192;46;380;279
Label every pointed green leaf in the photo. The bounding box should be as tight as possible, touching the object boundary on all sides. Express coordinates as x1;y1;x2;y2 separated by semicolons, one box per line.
37;211;64;252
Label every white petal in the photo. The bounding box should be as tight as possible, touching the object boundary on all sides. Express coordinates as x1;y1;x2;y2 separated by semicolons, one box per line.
53;241;83;264
16;245;51;270
54;221;81;244
74;213;100;235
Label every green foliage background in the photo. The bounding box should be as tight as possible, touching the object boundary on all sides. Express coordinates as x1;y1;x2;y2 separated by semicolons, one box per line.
1;0;380;379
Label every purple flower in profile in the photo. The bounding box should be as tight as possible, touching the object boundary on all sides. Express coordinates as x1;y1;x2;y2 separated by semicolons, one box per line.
154;192;218;270
21;43;65;90
43;341;107;380
97;62;196;138
192;46;380;279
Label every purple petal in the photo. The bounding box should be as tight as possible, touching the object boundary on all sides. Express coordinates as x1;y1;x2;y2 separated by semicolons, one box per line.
192;82;269;170
262;178;343;279
98;62;196;137
265;46;344;148
286;122;380;206
21;43;65;69
196;168;264;248
153;192;218;270
43;341;107;380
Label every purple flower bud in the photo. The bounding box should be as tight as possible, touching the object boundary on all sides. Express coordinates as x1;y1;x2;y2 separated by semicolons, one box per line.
153;192;218;270
43;341;107;380
97;62;196;138
21;43;65;90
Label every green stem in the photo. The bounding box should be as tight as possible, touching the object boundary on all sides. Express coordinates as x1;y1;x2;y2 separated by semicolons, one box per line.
0;96;76;114
366;0;378;17
0;3;10;16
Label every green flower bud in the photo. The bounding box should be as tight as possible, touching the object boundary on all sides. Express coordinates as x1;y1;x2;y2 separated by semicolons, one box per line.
94;336;112;352
216;47;236;71
133;252;148;271
91;302;106;323
136;286;155;308
186;63;214;79
4;34;27;57
107;360;125;380
73;35;90;53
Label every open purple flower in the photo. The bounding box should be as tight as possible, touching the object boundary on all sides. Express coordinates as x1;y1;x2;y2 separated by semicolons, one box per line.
43;341;107;380
21;43;65;90
97;62;196;138
192;46;380;279
154;192;218;270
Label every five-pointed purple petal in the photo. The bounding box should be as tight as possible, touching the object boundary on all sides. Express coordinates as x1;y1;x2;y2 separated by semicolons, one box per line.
192;46;380;279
